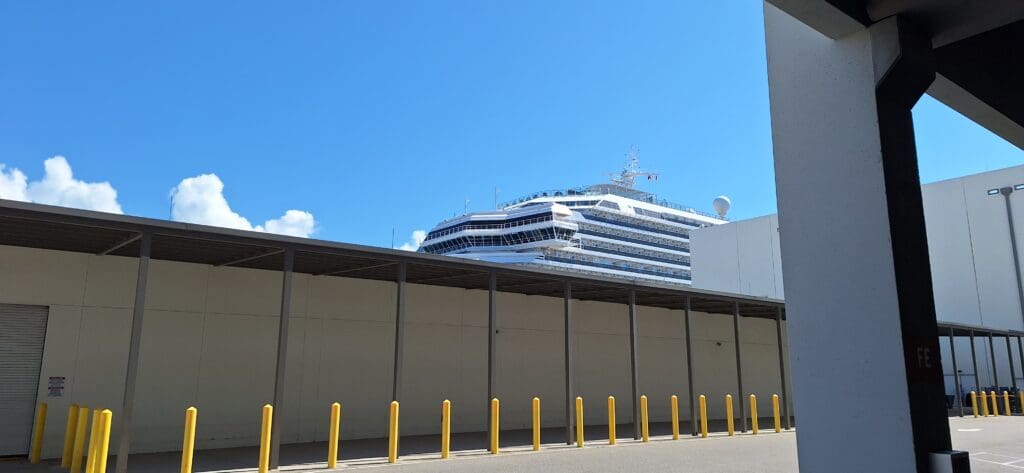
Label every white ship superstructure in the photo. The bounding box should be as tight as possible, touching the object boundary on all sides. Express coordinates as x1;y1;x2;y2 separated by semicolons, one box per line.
419;151;728;284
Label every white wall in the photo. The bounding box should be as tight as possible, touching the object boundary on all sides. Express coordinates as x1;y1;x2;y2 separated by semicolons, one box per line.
690;214;783;300
690;164;1024;393
0;244;789;458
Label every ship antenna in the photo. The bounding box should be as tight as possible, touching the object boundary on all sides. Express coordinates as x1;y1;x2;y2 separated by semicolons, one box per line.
608;145;658;188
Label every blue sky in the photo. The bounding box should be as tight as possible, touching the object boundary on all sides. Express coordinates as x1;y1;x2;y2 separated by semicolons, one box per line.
1;2;1020;248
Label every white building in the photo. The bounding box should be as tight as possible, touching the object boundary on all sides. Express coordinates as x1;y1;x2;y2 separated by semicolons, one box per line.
690;164;1024;393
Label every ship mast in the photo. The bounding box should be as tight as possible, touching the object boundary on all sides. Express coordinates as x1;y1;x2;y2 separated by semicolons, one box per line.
608;145;658;188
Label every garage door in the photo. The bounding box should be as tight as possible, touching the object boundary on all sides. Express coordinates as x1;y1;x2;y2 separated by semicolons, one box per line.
0;304;48;456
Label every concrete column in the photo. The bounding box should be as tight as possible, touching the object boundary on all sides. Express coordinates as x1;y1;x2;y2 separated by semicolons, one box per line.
765;6;951;471
269;247;294;470
114;232;152;473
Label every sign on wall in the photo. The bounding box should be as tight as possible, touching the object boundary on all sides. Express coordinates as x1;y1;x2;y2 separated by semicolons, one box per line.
47;376;65;397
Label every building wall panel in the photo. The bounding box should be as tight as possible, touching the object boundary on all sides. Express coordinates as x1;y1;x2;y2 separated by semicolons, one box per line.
2;245;788;458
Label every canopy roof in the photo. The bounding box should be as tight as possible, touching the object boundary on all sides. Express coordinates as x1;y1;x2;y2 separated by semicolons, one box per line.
0;199;785;319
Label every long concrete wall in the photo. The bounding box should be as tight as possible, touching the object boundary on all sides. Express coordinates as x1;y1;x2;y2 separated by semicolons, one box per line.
0;244;789;458
690;164;1024;394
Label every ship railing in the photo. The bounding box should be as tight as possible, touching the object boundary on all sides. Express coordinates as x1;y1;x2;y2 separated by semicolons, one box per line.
500;186;726;221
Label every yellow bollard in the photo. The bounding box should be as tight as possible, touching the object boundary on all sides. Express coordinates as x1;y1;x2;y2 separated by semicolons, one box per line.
725;395;735;436
532;397;540;451
670;395;679;440
575;397;584;448
577;395;585;446
640;395;649;443
70;407;89;473
328;403;341;467
1020;392;1024;415
258;405;273;473
181;407;197;473
750;395;759;435
62;403;80;468
970;391;978;417
30;402;47;464
95;410;112;473
607;396;616;445
85;410;101;473
991;391;999;416
1004;391;1012;417
699;395;708;438
441;400;450;459
980;390;989;416
772;395;781;433
490;398;500;454
388;401;399;463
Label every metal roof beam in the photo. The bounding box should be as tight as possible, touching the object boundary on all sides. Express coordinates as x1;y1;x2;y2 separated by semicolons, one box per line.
216;248;285;267
97;232;142;255
316;262;396;277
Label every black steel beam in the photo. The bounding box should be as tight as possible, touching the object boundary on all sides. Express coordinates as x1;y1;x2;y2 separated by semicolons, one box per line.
392;262;407;403
487;271;497;442
776;307;791;429
684;296;696;436
217;248;285;267
628;289;640;440
269;248;295;470
113;231;151;473
564;281;575;445
98;232;142;255
949;328;963;417
970;331;981;392
734;302;746;432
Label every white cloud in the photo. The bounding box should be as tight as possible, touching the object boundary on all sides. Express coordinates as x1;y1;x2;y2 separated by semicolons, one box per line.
0;164;28;201
170;173;317;238
399;230;427;251
0;156;123;213
263;210;316;238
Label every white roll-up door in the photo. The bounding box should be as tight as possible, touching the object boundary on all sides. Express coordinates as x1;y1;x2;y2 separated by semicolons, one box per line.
0;304;48;456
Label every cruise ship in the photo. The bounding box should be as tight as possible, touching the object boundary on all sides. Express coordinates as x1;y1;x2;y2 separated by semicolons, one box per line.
419;151;729;284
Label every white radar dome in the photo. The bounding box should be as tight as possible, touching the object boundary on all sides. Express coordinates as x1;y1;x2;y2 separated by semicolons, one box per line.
713;196;731;218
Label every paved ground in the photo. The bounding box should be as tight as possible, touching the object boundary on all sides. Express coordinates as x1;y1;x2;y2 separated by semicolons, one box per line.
5;415;1022;472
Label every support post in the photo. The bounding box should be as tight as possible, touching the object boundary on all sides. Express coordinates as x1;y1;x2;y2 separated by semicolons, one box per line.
764;10;951;471
564;281;575;445
487;271;497;437
628;289;640;440
392;262;407;402
269;247;295;470
997;187;1024;330
948;329;963;417
775;307;791;429
1018;337;1024;391
733;302;746;432
988;332;999;389
970;331;981;392
684;296;697;436
114;231;151;473
1006;335;1017;391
